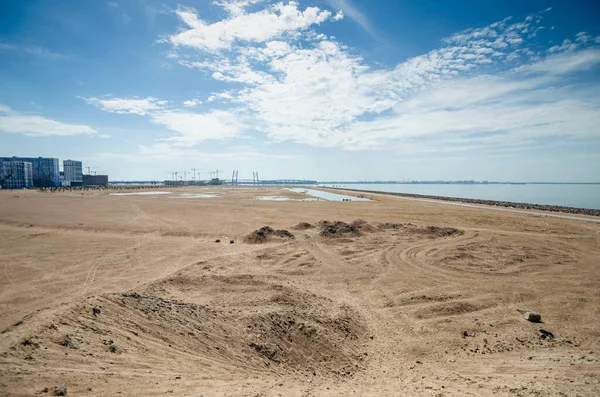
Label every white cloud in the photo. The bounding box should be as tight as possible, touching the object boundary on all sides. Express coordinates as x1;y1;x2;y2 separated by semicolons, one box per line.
213;0;266;17
0;43;18;51
101;144;302;163
207;91;234;102
84;6;600;160
183;99;202;107
0;105;96;137
520;48;600;74
107;1;132;24
326;0;372;34
83;96;167;115
149;109;247;144
168;2;332;51
24;46;69;59
332;10;344;22
99;134;112;138
161;6;600;154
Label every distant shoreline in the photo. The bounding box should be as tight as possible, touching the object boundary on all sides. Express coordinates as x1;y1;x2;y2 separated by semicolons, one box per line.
320;182;600;185
326;187;600;217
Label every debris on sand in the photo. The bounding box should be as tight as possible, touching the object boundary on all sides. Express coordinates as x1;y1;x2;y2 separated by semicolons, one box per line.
376;222;463;237
524;311;542;322
57;335;82;350
292;222;314;230
244;226;295;244
319;221;361;238
421;226;464;237
539;329;554;340
53;384;67;396
103;339;122;354
518;309;542;322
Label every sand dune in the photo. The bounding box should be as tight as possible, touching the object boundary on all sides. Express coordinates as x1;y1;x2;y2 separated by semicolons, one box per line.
0;187;599;396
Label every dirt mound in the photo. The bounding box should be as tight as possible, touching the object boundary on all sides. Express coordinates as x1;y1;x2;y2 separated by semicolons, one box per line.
273;229;294;239
4;274;367;381
319;221;362;238
421;226;464;237
245;305;365;375
377;222;463;237
351;219;375;232
291;222;314;230
377;222;415;229
244;226;295;244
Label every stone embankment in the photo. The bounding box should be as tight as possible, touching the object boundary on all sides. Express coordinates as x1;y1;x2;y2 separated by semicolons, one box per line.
329;188;600;217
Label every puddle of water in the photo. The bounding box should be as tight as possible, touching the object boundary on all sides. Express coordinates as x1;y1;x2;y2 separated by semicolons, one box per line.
171;193;219;199
255;196;318;201
109;191;172;196
289;188;370;201
256;196;291;201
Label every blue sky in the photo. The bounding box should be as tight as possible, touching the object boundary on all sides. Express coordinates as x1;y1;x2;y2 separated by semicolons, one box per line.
1;0;599;182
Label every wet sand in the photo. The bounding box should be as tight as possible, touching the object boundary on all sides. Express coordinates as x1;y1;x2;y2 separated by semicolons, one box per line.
0;186;599;396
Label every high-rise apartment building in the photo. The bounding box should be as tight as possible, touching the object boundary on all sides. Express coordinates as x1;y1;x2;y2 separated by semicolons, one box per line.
0;157;60;187
63;159;83;187
0;161;33;189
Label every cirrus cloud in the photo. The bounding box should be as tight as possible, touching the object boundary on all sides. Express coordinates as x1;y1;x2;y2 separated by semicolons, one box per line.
0;105;96;137
84;2;600;159
82;96;168;115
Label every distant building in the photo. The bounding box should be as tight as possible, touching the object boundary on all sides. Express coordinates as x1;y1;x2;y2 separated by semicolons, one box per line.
0;161;33;189
63;159;83;187
83;174;109;186
0;157;60;187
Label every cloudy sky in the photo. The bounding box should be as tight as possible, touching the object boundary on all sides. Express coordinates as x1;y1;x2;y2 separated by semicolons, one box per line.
1;0;599;182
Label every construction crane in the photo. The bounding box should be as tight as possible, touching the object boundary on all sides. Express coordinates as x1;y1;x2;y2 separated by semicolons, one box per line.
191;168;201;182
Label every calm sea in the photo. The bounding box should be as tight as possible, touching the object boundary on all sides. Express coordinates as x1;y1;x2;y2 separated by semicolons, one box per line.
319;184;600;210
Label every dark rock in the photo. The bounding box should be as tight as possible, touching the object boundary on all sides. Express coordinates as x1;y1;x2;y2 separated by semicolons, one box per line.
92;307;101;317
540;329;554;340
215;239;221;243
57;335;82;349
230;240;234;244
53;384;67;396
524;312;542;322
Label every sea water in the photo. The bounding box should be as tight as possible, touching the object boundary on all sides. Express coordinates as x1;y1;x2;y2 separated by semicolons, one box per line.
319;184;600;210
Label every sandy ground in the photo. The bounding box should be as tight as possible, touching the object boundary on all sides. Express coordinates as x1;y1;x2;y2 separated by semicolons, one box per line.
0;186;599;396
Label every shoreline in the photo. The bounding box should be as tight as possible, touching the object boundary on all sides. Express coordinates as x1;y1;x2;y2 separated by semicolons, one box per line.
325;187;600;217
